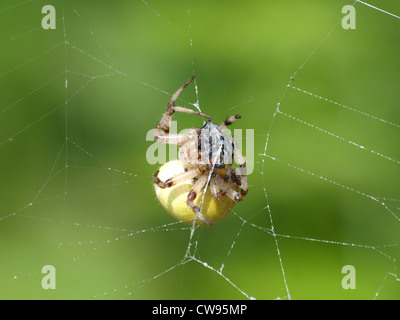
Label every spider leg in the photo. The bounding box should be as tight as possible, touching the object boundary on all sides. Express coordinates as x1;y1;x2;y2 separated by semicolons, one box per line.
155;133;191;145
171;106;211;119
153;169;198;189
168;76;195;109
219;114;241;131
217;175;229;196
226;170;247;202
229;138;248;202
225;186;244;202
155;77;211;137
210;177;219;199
186;175;213;225
210;175;227;199
156;106;211;136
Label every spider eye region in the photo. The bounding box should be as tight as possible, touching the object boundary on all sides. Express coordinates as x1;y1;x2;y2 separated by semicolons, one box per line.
199;122;233;168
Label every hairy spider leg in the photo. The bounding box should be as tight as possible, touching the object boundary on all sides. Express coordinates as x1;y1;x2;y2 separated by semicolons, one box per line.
219;114;241;131
186;175;213;225
155;77;211;137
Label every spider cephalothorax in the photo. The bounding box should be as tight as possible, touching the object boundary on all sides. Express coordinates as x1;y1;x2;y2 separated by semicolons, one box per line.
153;76;248;225
198;120;234;169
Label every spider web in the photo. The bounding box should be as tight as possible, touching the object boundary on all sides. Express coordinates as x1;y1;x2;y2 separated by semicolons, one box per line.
0;0;399;300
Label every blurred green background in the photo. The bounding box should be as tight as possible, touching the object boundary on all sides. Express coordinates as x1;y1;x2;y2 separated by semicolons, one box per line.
0;0;399;299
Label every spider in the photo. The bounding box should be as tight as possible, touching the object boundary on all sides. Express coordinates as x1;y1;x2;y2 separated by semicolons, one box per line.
153;76;248;226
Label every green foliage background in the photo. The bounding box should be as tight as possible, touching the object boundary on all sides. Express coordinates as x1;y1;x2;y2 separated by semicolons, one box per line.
0;0;399;299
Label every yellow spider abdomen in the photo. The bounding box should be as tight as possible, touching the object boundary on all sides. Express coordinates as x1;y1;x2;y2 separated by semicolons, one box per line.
154;160;236;226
